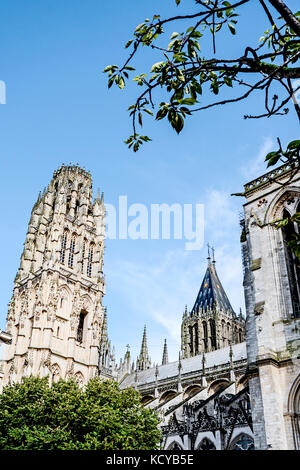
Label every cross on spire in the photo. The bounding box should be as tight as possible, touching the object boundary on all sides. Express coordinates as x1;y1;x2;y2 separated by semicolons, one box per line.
207;243;211;261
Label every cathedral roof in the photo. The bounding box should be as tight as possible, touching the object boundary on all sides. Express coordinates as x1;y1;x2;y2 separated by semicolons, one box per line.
191;257;236;316
119;342;247;389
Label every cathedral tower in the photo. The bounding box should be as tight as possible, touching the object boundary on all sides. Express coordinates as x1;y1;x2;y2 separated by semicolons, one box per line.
2;164;106;386
181;250;245;358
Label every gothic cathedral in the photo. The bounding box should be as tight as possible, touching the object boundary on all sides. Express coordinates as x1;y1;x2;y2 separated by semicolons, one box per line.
0;162;300;450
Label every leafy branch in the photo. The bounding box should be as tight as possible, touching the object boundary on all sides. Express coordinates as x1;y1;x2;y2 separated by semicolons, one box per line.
104;0;300;151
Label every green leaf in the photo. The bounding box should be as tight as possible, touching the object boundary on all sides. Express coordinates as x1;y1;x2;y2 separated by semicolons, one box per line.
170;113;184;134
228;23;236;35
211;80;219;94
103;65;114;73
150;61;165;73
108;76;115;88
118;77;126;89
287;140;300;150
180;97;197;105
265;151;280;167
138;112;143;127
156;107;168;120
224;77;233;87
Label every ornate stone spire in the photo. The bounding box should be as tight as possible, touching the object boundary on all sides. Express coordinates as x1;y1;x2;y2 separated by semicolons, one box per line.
136;325;151;371
162;338;169;365
101;308;108;343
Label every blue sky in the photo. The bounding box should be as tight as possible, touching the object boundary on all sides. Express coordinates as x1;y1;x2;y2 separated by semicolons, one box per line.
0;0;299;365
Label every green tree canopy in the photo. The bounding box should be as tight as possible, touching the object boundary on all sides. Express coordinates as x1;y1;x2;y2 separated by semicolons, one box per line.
0;376;161;450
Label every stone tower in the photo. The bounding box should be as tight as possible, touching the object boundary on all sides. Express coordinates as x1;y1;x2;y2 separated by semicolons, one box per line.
181;250;245;358
2;164;106;387
241;163;300;450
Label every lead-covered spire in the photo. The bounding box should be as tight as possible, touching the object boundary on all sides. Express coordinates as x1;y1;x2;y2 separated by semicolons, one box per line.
191;251;236;316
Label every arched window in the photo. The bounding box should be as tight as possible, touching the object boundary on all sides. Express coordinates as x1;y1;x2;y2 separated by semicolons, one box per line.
234;326;238;343
81;238;87;274
203;321;208;351
74;199;80;216
229;433;254;450
60;230;68;264
167;442;183;450
227;322;231;343
66;196;71;214
282;207;300;318
189;325;194;354
68;233;76;268
87;243;94;277
238;328;243;343
194;323;199;354
75;372;84;387
287;373;300;449
51;364;61;384
221;320;226;346
198;437;216;450
77;310;87;343
209;319;216;350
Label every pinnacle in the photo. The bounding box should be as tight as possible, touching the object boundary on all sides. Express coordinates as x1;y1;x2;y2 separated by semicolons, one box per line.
162;338;169;365
136;325;151;371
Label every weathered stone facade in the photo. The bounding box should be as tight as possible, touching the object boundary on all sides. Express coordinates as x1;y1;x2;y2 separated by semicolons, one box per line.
1;165;108;388
241;163;300;450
